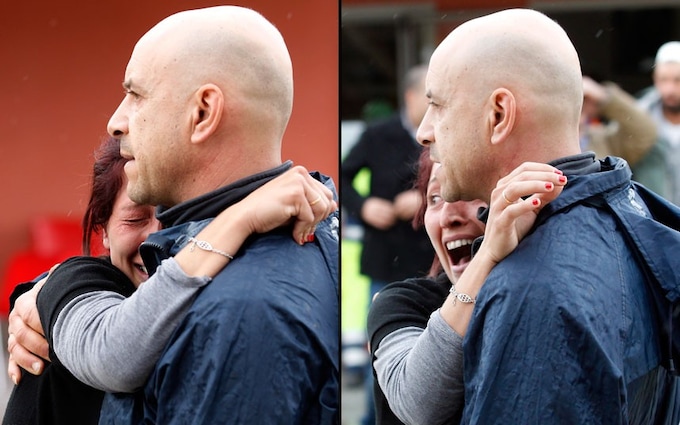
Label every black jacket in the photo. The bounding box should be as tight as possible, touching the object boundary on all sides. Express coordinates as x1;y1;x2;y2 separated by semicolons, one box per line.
3;257;135;425
341;114;433;282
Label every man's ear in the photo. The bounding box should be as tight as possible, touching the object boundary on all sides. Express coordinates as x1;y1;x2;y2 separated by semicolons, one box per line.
488;88;516;145
190;84;224;144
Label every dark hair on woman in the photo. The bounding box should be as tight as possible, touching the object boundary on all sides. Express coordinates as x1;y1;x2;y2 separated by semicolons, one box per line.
411;147;442;277
412;147;434;231
81;137;126;256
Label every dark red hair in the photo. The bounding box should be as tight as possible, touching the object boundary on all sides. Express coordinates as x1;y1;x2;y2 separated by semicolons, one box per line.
81;137;127;256
411;148;442;277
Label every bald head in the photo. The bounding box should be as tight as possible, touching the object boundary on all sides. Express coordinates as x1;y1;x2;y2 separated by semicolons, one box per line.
417;9;583;202
109;6;294;206
435;9;583;149
136;6;293;146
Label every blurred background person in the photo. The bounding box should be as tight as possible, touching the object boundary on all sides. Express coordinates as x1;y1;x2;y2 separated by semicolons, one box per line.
341;64;433;291
637;41;680;205
580;75;658;167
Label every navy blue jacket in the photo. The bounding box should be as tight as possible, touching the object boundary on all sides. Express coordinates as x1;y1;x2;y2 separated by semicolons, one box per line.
462;154;680;424
98;163;339;424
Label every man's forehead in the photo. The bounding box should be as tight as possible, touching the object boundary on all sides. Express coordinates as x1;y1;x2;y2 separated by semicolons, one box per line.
123;56;140;85
424;68;445;99
429;36;456;67
655;62;680;78
425;49;449;83
126;37;163;76
123;53;157;91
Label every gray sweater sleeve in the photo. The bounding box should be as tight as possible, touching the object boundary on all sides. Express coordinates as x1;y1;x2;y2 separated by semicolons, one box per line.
52;257;210;393
373;308;465;425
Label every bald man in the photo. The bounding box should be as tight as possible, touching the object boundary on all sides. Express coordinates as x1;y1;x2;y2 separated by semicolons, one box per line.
98;7;338;423
70;6;336;424
412;9;680;424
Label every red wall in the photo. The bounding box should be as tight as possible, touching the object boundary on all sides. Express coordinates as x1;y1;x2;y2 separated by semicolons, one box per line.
0;1;339;280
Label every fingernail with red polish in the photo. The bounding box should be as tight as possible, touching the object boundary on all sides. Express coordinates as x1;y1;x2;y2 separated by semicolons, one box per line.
532;198;540;206
558;175;567;183
554;169;563;175
545;182;553;190
305;234;315;243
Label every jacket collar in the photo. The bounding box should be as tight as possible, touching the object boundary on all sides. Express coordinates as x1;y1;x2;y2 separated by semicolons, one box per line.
472;153;631;258
155;161;293;228
140;161;293;275
538;154;631;226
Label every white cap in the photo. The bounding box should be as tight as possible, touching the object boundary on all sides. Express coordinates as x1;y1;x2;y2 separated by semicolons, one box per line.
655;41;680;65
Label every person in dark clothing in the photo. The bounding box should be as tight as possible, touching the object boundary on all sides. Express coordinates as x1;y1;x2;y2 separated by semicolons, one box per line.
4;135;334;425
342;64;434;290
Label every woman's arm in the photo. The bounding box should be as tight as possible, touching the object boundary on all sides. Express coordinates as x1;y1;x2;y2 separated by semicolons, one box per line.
374;315;465;425
49;258;207;392
8;166;335;389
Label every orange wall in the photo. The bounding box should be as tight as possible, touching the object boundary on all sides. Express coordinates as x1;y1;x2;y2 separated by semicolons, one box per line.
0;1;339;279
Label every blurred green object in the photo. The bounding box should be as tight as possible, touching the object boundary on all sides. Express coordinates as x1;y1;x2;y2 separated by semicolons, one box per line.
361;99;394;123
341;166;370;332
341;239;370;332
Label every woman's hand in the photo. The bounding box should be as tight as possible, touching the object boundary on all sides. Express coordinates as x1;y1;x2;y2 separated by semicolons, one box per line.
172;165;337;278
7;272;51;385
478;162;567;265
231;165;337;245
